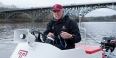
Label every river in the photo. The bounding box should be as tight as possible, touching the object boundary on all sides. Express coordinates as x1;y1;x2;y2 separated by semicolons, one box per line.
0;22;116;58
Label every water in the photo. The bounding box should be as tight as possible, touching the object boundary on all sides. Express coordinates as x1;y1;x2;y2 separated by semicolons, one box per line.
0;22;47;39
0;22;47;58
0;22;116;58
79;22;116;45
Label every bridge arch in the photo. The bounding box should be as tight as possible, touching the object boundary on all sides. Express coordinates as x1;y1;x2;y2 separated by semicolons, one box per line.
82;6;116;17
6;12;33;20
34;10;51;21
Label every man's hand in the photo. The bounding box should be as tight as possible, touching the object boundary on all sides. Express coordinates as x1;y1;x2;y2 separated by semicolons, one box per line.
47;32;54;37
60;32;72;39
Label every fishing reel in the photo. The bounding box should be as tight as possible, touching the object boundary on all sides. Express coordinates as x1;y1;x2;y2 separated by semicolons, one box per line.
44;35;67;49
31;30;46;42
31;30;55;45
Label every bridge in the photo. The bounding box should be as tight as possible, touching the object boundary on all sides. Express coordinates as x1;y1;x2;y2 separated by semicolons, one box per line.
0;1;116;21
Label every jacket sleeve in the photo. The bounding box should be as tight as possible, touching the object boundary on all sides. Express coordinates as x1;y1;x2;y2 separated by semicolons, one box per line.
43;20;52;36
70;20;81;43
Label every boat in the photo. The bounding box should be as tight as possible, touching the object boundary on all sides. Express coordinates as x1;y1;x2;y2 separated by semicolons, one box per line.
10;27;116;58
10;29;103;58
10;14;116;58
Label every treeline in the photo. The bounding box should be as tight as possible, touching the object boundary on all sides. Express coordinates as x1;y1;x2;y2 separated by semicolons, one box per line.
84;15;116;22
0;2;19;11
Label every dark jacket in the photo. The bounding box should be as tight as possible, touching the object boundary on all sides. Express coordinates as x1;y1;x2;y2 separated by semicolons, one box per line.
44;15;81;50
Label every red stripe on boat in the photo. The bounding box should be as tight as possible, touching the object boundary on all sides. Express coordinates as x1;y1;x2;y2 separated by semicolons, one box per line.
75;45;102;54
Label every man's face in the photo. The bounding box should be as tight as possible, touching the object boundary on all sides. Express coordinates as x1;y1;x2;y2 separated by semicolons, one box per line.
52;9;64;20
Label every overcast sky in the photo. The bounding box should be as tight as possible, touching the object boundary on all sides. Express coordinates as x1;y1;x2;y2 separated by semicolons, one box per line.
0;0;116;17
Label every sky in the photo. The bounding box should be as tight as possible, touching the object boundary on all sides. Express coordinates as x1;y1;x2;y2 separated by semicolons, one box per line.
0;0;116;17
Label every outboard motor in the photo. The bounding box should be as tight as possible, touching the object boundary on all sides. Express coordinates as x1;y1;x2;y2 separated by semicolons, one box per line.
100;36;116;57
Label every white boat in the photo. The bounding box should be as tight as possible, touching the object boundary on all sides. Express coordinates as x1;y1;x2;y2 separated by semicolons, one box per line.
10;13;116;58
10;28;107;58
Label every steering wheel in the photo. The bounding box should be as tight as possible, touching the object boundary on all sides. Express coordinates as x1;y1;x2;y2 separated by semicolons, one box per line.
31;30;46;42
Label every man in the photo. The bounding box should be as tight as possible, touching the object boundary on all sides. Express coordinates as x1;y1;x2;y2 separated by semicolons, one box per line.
44;4;81;50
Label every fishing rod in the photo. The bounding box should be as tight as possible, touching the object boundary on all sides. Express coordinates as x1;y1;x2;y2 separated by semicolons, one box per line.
78;12;101;44
79;27;101;46
85;33;101;44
